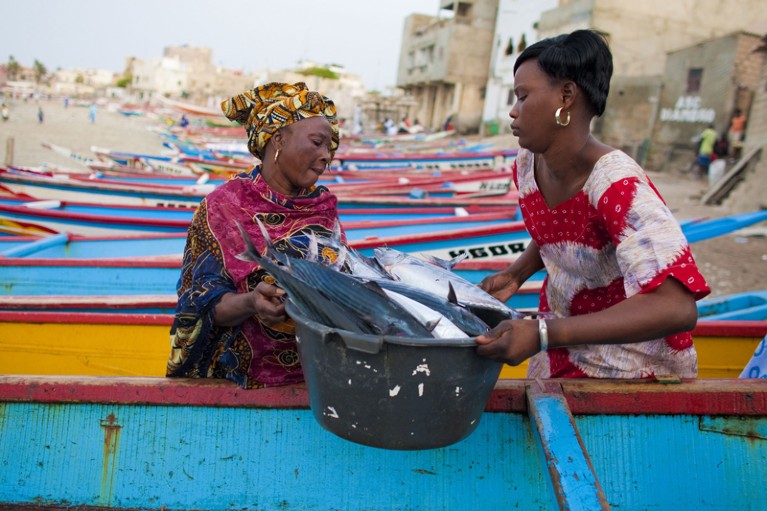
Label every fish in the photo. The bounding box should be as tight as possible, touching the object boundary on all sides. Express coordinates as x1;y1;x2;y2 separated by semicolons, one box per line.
381;288;469;338
236;221;435;338
365;277;489;336
286;256;436;338
234;221;376;334
373;247;527;326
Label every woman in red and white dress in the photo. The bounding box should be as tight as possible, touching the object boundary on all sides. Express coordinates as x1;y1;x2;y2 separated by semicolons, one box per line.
476;30;710;379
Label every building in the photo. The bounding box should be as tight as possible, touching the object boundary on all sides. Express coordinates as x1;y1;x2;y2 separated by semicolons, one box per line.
481;0;559;136
397;0;500;134
131;46;262;107
648;30;766;171
710;33;767;213
527;0;767;167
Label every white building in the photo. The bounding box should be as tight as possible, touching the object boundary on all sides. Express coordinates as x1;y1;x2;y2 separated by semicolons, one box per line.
481;0;558;136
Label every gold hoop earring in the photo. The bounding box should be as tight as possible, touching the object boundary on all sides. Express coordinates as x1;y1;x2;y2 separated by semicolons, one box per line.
273;149;280;163
555;107;570;127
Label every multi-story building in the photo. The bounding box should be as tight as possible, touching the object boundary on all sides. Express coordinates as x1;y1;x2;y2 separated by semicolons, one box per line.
481;0;559;136
397;0;500;133
533;0;767;168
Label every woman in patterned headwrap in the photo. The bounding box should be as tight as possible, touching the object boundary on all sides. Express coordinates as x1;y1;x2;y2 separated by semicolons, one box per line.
167;82;343;388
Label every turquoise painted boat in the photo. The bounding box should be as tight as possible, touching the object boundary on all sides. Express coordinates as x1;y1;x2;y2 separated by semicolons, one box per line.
698;289;767;320
0;258;542;306
0;221;533;261
0;375;764;509
0;195;518;236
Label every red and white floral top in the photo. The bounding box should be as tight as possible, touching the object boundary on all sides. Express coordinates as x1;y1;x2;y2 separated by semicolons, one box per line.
514;149;710;379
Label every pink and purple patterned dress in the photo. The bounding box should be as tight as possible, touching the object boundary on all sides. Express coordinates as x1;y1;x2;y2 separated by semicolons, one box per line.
167;167;343;388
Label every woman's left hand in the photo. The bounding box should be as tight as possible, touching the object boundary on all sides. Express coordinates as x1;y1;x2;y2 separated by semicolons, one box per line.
252;281;287;325
475;319;542;365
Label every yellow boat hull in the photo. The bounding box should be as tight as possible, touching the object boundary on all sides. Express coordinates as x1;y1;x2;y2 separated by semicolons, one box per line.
1;313;764;379
0;312;169;377
500;320;766;379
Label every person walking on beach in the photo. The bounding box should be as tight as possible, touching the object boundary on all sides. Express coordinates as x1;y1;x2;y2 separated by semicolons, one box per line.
1;104;8;122
37;106;44;124
89;103;97;123
475;30;710;379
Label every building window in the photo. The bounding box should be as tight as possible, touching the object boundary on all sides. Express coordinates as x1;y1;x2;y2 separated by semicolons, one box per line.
507;89;515;106
687;68;703;94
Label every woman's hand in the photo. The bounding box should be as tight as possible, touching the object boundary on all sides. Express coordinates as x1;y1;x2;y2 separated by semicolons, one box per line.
479;269;520;303
475;318;541;366
252;281;287;325
214;282;286;327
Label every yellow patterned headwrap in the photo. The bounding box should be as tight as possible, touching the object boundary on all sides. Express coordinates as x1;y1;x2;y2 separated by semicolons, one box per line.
221;82;339;160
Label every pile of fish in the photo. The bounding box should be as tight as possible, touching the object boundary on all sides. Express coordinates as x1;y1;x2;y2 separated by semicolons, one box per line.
236;220;526;339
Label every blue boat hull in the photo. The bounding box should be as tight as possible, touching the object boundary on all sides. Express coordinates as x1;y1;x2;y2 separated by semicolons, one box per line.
0;377;764;510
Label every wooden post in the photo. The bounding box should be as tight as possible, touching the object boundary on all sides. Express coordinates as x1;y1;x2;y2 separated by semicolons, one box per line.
4;137;13;166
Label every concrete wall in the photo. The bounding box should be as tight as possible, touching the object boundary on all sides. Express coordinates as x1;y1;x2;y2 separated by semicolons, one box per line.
397;0;499;133
535;0;767;168
722;41;767;213
647;32;765;172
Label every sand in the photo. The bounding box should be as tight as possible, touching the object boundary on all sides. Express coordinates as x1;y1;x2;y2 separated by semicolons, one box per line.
1;97;765;299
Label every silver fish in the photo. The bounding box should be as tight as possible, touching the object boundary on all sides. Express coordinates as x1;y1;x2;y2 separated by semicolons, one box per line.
373;247;526;325
286;256;436;338
235;221;375;334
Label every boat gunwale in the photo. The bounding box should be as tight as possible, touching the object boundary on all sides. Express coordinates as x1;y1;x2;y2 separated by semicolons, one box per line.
0;376;765;416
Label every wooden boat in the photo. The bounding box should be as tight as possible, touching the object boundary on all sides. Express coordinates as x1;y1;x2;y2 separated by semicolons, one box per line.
0;311;170;376
335;148;518;170
0;375;764;509
0;198;520;237
697;289;767;320
0;167;210;208
0;257;535;298
0;220;533;261
1;166;520;210
500;319;767;379
0;302;762;379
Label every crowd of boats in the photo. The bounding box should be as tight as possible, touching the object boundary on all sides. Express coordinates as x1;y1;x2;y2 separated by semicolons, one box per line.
0;104;765;509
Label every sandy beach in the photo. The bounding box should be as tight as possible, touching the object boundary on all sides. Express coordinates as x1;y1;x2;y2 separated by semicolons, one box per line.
1;97;765;300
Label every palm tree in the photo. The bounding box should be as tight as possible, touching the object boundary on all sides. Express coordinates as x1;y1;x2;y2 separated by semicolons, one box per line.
33;59;47;85
6;56;20;81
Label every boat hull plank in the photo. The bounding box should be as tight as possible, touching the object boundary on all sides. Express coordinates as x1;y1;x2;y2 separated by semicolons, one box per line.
0;377;764;509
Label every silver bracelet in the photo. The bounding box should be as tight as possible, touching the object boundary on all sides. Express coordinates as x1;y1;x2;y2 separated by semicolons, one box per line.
538;318;549;351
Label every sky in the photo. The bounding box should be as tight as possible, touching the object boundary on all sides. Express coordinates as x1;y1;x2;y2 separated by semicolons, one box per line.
2;0;442;91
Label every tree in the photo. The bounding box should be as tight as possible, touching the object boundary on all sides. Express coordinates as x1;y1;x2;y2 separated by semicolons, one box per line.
6;55;20;81
116;73;133;88
32;59;47;85
298;67;339;80
517;34;527;53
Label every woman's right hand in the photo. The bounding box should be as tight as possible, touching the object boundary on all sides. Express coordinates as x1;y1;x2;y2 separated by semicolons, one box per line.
479;269;519;303
252;281;287;326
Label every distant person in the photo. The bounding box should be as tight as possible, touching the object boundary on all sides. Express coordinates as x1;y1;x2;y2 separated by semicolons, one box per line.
37;106;44;124
398;115;411;134
89;103;97;123
713;130;729;160
727;108;746;159
179;114;189;128
383;117;397;136
63;96;69;109
443;114;455;132
696;124;718;179
1;104;8;122
476;29;710;379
